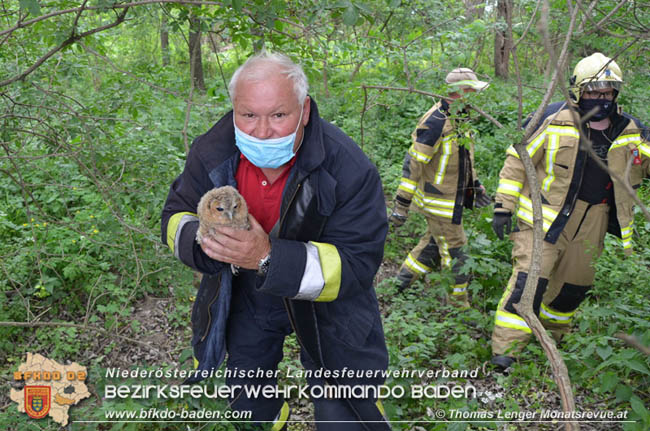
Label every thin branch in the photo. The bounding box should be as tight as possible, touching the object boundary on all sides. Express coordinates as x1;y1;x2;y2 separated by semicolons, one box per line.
361;85;504;129
512;2;582;430
0;8;129;87
615;332;650;356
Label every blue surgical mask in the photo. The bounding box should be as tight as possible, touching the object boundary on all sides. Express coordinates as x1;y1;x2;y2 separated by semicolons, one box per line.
233;109;303;169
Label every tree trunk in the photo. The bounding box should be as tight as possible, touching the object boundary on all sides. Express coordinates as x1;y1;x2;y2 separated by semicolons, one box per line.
494;0;511;78
161;13;170;67
189;13;205;92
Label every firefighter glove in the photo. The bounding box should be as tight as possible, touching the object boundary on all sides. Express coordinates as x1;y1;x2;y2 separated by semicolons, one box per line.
474;184;492;208
492;211;512;240
389;201;409;228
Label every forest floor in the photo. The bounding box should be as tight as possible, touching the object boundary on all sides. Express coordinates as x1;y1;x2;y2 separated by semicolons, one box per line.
2;266;620;431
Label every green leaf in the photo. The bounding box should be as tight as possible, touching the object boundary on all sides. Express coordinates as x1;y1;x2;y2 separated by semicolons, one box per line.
342;6;358;26
599;372;619;392
389;0;402;7
19;0;41;16
630;395;650;422
232;0;243;13
615;385;633;402
597;344;613;360
626;359;650;376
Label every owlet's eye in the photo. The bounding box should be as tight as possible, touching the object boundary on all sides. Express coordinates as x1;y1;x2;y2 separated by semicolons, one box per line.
216;207;224;212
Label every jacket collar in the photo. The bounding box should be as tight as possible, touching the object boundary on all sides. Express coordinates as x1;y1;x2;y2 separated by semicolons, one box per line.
440;98;450;113
294;97;325;175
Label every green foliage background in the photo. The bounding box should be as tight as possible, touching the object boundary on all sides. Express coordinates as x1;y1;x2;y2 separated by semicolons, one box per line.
1;1;649;430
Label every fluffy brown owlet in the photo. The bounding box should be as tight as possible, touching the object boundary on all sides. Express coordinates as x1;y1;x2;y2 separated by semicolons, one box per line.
196;185;250;245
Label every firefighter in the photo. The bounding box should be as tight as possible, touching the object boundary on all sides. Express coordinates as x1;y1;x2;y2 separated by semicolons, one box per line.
162;52;390;429
389;68;492;308
490;52;650;370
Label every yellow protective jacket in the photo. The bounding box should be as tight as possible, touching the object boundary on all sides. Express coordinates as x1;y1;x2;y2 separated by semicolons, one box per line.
396;99;480;225
495;102;650;254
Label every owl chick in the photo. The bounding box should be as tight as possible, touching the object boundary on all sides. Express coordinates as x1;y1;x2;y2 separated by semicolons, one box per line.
196;185;250;245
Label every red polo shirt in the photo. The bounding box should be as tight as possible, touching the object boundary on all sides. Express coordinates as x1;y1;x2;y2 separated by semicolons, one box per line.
235;154;296;234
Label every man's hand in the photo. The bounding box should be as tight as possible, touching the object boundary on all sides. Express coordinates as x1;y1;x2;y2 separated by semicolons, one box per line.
474;184;492;208
200;214;270;270
389;201;409;228
492;211;513;240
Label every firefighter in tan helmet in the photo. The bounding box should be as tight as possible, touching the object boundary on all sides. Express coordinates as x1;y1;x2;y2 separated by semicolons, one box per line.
489;53;650;370
389;67;492;308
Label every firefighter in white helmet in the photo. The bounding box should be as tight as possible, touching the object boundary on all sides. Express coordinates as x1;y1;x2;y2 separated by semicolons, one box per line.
489;52;650;370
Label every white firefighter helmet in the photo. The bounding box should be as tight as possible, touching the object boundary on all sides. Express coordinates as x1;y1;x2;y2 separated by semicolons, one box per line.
570;52;622;101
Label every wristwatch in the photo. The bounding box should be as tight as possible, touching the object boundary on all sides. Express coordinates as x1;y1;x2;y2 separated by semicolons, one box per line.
257;251;271;276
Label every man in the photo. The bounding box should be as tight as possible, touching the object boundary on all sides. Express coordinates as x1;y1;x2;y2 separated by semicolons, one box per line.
161;52;390;430
490;52;650;370
389;68;492;308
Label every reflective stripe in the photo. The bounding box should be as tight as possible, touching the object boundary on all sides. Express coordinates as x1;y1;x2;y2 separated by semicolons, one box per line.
518;196;559;219
547;125;580;138
451;282;468;295
639;143;650;158
526;131;546;158
414;190;455;207
313;242;342;302
376;399;386;417
621;222;634;250
295;242;326;300
437;236;451;268
610;133;642;150
516;208;551;232
516;195;558;231
408;145;432;163
412;191;455;219
506;145;520;158
434;136;453;184
539;303;574;324
271;401;290;431
495;310;532;333
398;177;417;194
542;133;559;191
166;212;198;258
497;178;523;198
404;253;431;275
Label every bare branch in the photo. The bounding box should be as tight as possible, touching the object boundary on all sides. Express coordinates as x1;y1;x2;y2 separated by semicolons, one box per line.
512;2;582;430
615;332;650;356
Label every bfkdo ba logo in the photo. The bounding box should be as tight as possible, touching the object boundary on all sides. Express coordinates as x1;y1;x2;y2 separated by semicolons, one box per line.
25;386;51;419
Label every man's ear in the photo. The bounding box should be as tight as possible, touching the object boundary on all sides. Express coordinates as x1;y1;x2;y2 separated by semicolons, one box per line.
302;96;311;126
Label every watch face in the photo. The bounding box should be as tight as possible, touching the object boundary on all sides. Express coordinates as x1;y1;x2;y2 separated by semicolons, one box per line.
258;254;270;275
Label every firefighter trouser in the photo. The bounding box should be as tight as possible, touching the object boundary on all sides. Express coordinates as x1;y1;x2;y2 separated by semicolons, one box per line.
399;217;469;307
226;284;390;430
491;200;609;356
